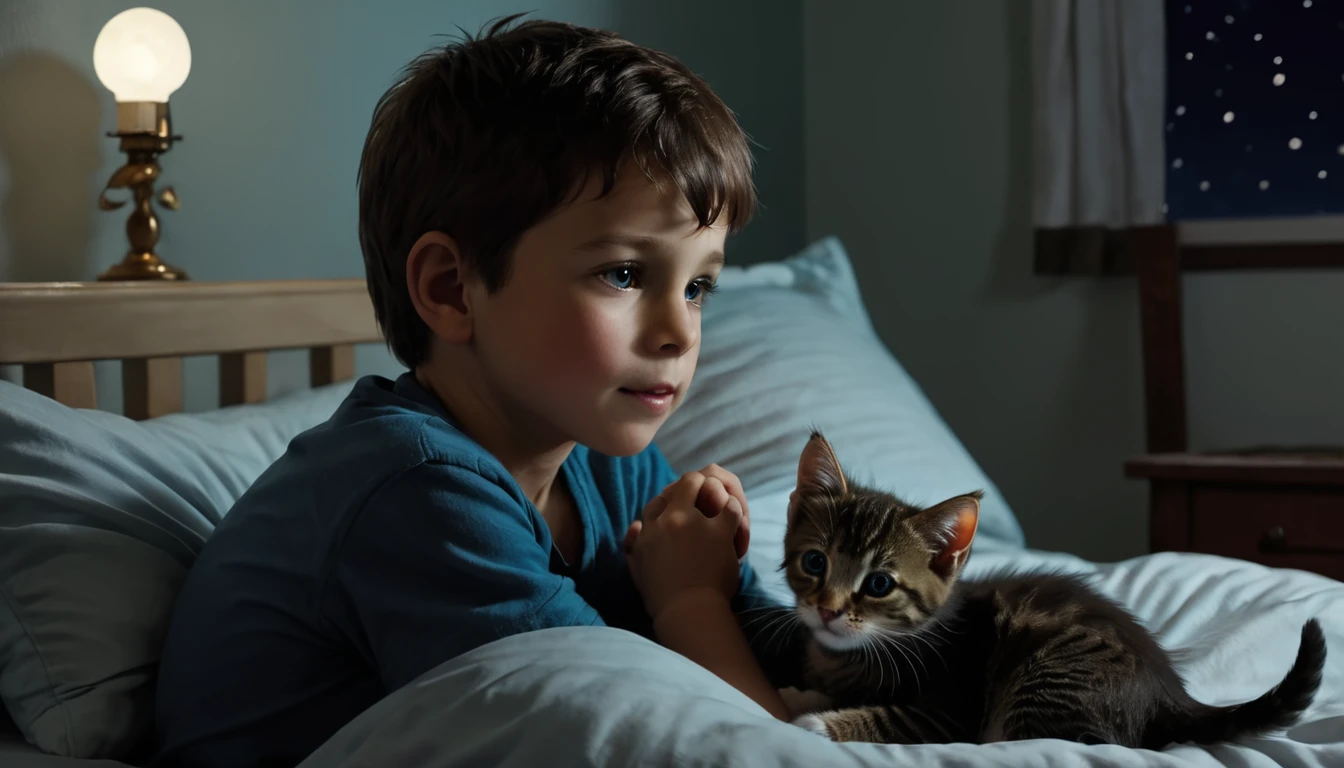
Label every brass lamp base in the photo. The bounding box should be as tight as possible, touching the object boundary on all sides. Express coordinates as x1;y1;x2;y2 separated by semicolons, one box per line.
96;101;188;282
98;251;188;281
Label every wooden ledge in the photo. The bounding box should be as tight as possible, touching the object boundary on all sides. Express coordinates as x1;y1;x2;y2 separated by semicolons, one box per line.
0;278;382;364
1125;451;1344;486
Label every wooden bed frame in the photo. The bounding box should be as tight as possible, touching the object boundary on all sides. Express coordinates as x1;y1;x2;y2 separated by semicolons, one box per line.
0;279;382;418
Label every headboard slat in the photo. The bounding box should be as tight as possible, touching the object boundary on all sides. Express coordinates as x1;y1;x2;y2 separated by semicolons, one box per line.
220;351;267;406
123;357;184;420
21;362;97;410
310;344;355;388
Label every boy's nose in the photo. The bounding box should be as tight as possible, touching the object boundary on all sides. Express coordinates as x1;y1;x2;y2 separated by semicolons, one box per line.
817;607;842;625
646;298;698;355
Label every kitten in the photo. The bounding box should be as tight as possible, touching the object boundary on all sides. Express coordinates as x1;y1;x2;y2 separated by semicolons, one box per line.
764;432;1326;747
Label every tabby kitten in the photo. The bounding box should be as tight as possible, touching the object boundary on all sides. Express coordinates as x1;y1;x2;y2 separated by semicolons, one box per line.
771;432;1326;747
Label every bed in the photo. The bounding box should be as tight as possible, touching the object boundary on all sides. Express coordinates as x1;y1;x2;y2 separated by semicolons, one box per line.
1;238;1341;767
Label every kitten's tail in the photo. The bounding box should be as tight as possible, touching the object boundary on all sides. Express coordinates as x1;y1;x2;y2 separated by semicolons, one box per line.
1173;619;1326;744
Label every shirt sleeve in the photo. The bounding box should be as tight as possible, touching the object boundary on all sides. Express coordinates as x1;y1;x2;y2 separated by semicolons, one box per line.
327;460;603;692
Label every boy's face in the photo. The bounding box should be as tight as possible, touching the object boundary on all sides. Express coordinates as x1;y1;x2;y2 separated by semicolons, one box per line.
467;168;728;457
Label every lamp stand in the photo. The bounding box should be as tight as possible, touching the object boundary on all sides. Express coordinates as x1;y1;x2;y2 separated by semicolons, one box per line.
97;101;188;281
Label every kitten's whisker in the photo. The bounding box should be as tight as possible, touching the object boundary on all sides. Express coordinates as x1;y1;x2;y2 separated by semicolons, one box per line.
755;612;803;656
900;628;949;673
883;633;923;697
740;608;789;631
919;638;950;674
872;633;902;697
864;635;886;696
897;637;930;694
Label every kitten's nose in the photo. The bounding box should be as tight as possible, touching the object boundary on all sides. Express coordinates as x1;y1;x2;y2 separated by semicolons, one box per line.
817;607;842;625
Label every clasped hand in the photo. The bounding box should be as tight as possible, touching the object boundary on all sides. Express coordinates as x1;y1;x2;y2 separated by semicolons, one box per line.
622;465;751;620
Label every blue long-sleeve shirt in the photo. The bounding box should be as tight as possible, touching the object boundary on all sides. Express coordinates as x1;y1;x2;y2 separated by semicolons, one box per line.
153;372;777;768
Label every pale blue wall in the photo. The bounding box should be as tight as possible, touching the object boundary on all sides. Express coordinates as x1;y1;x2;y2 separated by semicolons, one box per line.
0;0;804;409
804;0;1149;562
804;0;1344;562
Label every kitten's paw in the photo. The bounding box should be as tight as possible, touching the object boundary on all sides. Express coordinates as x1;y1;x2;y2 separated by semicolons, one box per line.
778;687;834;717
791;713;834;740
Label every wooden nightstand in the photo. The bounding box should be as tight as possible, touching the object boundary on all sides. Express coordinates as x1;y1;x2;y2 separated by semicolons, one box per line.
1125;452;1344;581
1125;226;1344;582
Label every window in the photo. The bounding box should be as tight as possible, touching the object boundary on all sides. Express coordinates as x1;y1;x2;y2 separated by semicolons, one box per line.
1165;1;1344;219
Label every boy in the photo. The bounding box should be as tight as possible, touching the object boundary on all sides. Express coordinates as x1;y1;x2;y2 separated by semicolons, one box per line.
153;15;790;768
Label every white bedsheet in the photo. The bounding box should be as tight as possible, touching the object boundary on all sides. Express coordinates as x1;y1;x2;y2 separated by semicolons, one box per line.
4;507;1340;767
298;510;1344;768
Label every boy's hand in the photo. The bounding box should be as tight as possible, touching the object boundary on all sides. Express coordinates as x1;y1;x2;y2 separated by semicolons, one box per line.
624;471;745;621
625;464;750;560
691;464;751;561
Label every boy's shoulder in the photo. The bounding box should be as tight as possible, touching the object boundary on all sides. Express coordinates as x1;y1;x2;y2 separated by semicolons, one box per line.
324;371;674;487
321;372;490;471
226;372;675;544
227;373;513;526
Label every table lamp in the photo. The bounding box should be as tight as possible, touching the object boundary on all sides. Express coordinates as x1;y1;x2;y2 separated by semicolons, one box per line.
92;7;191;281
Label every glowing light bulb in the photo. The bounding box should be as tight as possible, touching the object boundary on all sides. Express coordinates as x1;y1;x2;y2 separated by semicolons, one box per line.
93;7;191;103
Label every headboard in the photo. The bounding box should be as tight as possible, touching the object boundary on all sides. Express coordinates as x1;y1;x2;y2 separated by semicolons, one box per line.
0;279;382;418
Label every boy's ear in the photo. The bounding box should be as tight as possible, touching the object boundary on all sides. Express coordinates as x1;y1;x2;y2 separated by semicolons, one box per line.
406;231;474;345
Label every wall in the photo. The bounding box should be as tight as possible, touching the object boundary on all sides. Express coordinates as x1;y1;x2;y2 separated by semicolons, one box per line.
0;0;804;409
11;0;1330;562
804;0;1344;562
804;0;1149;561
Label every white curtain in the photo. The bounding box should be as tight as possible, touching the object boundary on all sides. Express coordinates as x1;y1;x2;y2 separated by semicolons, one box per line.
1032;0;1167;230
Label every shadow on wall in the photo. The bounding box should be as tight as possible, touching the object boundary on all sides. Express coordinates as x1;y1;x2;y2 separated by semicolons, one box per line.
0;51;102;282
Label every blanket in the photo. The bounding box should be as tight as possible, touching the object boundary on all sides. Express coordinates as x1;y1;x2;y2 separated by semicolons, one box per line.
299;495;1344;768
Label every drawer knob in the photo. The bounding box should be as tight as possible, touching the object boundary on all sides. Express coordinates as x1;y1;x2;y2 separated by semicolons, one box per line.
1258;525;1343;556
1260;525;1287;552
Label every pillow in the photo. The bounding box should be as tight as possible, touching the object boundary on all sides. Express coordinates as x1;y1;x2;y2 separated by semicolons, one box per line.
0;381;353;759
657;236;1025;548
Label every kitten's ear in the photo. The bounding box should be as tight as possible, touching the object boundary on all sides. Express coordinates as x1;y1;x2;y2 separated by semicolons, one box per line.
912;492;981;579
789;432;847;527
796;431;847;499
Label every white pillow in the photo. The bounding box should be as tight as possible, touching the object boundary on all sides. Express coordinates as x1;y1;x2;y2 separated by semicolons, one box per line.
0;381;352;758
658;236;1025;547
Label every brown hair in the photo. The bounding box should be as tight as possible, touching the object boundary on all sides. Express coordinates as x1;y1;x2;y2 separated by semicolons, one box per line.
357;14;757;368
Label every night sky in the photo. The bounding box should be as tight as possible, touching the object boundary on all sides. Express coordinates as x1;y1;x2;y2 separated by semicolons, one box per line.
1165;0;1344;219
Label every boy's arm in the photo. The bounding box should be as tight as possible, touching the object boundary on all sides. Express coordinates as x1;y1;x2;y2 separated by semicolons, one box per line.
629;462;792;721
732;565;809;691
329;460;603;691
653;591;793;721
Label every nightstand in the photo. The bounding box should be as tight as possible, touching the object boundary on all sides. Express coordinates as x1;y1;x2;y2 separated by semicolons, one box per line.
1125;452;1344;581
1125;225;1344;583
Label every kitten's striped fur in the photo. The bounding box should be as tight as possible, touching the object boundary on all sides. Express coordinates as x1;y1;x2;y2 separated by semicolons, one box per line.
762;432;1326;747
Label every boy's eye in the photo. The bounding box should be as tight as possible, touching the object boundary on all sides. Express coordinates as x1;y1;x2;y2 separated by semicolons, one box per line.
601;266;638;290
685;278;718;304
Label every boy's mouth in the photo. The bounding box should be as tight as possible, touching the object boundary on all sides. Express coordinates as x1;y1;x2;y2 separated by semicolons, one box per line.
618;384;676;414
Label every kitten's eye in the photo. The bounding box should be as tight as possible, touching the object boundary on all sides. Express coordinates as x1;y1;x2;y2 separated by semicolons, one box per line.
864;572;896;597
800;550;827;576
600;266;638;290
